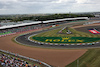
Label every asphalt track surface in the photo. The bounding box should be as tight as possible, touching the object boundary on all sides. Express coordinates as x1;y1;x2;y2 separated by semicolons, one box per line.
16;22;100;49
75;25;100;34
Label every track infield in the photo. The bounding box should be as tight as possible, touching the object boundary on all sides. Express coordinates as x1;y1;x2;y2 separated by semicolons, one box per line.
30;25;100;44
1;20;100;67
0;34;87;67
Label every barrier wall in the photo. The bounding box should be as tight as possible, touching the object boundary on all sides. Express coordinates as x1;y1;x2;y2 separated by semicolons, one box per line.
0;49;52;67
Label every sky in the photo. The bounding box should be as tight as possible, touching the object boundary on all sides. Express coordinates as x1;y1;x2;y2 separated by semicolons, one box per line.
0;0;100;14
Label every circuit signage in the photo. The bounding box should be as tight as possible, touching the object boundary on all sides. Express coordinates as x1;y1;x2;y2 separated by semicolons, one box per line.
32;37;100;43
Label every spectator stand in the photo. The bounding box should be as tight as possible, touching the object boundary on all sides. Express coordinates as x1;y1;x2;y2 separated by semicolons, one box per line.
0;17;89;38
0;49;52;67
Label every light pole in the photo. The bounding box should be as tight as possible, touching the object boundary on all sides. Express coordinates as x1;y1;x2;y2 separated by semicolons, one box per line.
77;59;79;67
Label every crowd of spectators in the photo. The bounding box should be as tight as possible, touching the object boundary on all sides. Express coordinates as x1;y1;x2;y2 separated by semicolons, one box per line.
0;24;42;34
0;53;40;67
0;22;66;36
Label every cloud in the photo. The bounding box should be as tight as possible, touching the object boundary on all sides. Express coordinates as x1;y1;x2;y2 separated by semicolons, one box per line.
19;0;57;3
76;0;87;3
0;0;100;14
76;0;100;4
51;0;76;3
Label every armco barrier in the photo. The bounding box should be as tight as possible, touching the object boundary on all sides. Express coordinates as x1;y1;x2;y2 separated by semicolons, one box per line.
0;49;51;67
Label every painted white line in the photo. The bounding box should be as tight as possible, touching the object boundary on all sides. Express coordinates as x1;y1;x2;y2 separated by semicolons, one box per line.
49;43;53;45
66;44;69;45
55;44;58;45
28;34;37;42
63;44;66;46
82;43;85;45
87;43;90;45
96;42;99;43
41;42;44;44
71;44;75;45
77;44;80;45
92;42;95;44
45;43;48;44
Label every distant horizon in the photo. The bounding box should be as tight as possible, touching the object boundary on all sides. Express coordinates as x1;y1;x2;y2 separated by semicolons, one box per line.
0;11;100;15
0;0;100;15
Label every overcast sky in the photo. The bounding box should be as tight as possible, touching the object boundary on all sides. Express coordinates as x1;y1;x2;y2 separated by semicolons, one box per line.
0;0;100;14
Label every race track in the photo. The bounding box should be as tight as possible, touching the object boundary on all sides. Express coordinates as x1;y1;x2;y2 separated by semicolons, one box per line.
16;23;100;49
0;29;86;67
0;20;100;67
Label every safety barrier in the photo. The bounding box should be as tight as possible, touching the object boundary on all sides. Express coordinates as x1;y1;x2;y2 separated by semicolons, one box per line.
0;49;52;67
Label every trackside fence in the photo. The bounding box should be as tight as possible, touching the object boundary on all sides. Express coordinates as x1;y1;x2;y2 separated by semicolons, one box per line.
0;49;52;67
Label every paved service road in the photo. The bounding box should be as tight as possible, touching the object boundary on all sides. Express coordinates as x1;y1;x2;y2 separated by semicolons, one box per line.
16;21;100;49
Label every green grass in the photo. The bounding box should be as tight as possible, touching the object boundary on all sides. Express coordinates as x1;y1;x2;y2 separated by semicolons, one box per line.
62;28;68;33
32;27;100;44
29;28;100;45
66;48;100;67
34;27;100;38
32;37;100;43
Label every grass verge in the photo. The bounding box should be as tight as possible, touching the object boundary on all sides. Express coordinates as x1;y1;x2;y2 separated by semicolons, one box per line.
66;48;100;67
34;27;100;37
31;27;100;43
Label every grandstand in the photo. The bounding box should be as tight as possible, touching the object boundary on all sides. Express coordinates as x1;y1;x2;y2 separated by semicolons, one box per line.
0;49;49;67
0;17;89;37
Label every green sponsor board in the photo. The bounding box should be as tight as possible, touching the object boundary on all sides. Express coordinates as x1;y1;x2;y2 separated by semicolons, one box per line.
32;37;100;43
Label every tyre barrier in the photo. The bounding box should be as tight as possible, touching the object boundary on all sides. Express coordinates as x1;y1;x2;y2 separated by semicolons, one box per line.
0;49;52;67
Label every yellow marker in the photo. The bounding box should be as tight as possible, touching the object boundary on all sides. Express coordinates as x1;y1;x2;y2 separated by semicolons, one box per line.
61;39;65;42
68;40;72;42
76;40;83;42
53;39;60;42
72;40;75;42
45;39;52;42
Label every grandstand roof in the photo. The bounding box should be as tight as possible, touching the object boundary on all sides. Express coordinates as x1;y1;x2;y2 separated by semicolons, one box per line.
43;17;89;23
0;17;89;29
0;21;40;29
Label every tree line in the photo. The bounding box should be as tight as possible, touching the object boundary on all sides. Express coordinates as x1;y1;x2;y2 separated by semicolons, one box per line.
0;13;94;22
